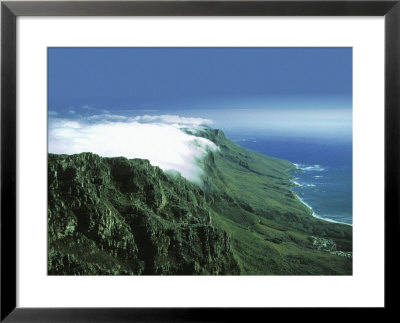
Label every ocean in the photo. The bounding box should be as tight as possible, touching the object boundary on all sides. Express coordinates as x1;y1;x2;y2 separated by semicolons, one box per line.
226;134;353;225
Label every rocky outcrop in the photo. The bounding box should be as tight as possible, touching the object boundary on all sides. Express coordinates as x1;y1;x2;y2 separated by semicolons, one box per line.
48;153;240;275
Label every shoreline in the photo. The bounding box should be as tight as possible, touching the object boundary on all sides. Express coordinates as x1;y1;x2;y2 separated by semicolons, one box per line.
289;168;352;227
295;193;352;226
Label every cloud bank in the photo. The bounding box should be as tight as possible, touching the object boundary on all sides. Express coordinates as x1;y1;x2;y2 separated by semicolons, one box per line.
48;114;217;184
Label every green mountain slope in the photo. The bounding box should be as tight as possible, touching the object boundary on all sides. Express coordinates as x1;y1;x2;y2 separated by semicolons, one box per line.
48;128;352;275
196;129;352;274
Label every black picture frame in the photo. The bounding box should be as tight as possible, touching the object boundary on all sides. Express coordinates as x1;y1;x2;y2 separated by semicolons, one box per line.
1;0;399;321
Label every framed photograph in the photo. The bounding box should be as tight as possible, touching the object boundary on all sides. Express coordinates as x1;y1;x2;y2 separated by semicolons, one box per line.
1;0;398;320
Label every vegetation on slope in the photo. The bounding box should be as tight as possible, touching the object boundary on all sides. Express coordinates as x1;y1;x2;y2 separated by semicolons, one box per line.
196;128;352;275
48;128;352;275
48;153;239;275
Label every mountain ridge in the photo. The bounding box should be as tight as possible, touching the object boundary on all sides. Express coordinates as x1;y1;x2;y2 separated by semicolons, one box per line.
48;128;352;275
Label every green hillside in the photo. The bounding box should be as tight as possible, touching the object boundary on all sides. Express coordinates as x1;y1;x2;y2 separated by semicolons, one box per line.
48;128;352;275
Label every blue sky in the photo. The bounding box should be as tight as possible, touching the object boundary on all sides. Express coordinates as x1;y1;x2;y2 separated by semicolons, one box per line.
48;47;352;139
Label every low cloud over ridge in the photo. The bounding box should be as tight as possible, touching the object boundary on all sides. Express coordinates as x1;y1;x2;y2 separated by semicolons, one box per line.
48;114;217;184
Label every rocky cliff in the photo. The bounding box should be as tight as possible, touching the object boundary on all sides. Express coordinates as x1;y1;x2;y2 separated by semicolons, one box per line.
48;153;240;275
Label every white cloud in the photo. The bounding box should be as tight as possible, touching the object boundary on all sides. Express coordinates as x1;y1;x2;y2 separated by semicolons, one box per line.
48;115;218;184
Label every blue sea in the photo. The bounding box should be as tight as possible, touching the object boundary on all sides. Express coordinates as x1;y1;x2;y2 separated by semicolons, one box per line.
226;134;353;225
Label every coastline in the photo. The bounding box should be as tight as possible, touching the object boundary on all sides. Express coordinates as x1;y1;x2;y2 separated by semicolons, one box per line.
295;193;352;226
213;134;353;227
289;166;352;227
